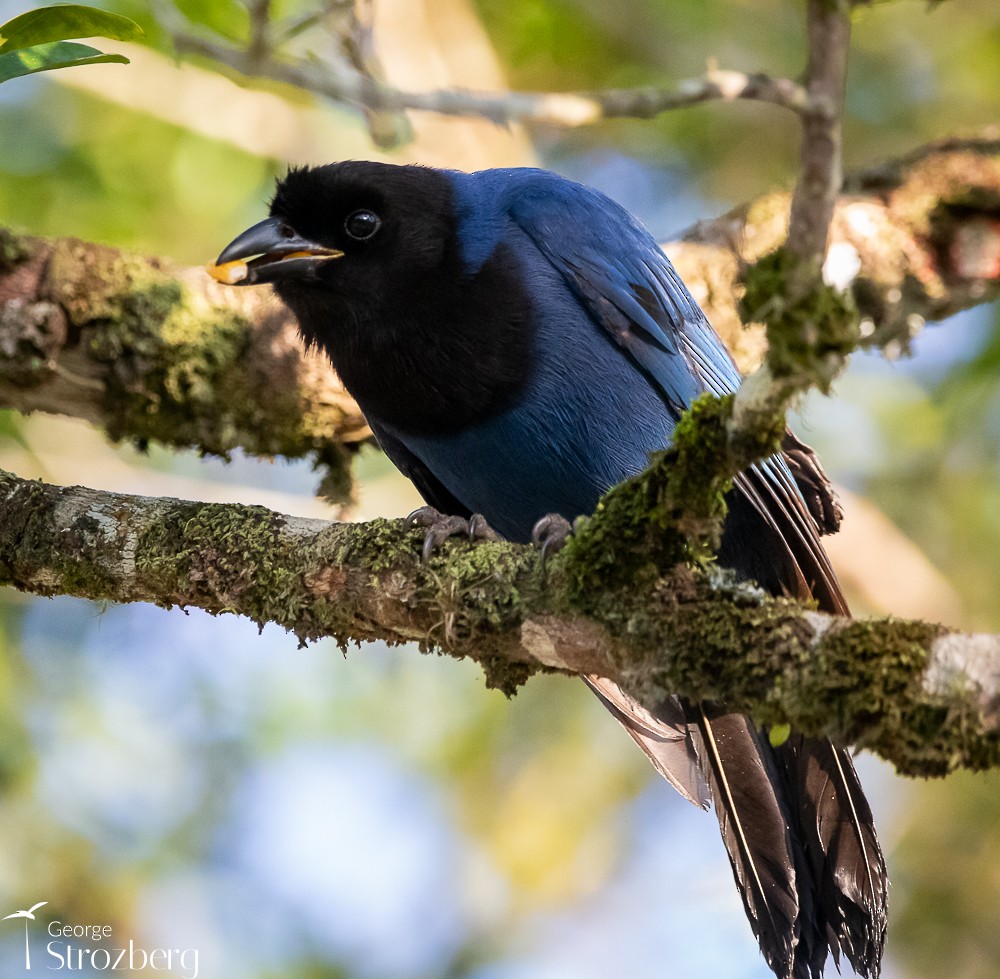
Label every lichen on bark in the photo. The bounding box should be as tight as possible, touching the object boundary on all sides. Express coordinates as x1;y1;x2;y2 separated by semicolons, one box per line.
0;231;362;501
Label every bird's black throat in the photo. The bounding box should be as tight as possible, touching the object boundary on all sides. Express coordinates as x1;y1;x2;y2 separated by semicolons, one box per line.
276;240;536;437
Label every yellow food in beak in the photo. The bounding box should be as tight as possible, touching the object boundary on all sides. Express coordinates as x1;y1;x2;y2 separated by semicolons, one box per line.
206;250;342;286
207;259;249;284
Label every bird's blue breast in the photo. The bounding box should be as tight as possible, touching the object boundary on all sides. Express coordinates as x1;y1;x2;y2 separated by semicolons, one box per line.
387;220;676;541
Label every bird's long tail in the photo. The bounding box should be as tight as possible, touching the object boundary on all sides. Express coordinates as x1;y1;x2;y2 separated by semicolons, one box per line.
773;733;888;976
586;677;886;979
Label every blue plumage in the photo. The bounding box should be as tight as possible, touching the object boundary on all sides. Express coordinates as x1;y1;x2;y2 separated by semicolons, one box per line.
214;161;888;979
375;166;722;540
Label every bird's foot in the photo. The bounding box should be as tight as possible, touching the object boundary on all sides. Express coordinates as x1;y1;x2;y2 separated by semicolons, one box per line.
531;513;574;564
404;506;500;563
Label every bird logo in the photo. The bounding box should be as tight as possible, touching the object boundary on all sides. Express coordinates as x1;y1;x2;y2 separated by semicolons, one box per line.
3;902;48;970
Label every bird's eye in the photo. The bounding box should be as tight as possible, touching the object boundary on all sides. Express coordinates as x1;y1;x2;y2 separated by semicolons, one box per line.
344;209;381;241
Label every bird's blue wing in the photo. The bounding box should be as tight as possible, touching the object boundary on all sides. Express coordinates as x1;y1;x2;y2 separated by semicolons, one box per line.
498;171;741;415
496;171;847;611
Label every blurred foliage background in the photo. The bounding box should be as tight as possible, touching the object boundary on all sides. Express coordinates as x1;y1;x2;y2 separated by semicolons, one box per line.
1;0;999;977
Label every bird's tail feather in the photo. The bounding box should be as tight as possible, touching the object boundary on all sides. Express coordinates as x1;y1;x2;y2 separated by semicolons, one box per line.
687;703;808;979
583;676;709;808
588;679;886;979
774;734;888;978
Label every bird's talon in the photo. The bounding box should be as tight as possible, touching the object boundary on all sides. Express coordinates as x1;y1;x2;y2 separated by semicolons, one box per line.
404;505;444;531
421;530;444;565
405;507;499;562
531;513;573;564
467;513;500;542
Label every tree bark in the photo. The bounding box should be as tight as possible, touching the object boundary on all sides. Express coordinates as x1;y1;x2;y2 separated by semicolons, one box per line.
0;231;365;501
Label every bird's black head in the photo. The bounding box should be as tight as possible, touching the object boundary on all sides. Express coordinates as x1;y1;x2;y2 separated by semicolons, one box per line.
211;161;535;435
212;161;456;294
272;162;457;291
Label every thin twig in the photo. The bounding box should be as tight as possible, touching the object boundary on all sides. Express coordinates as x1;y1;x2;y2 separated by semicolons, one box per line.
787;0;853;275
245;0;272;73
333;0;412;148
276;0;349;45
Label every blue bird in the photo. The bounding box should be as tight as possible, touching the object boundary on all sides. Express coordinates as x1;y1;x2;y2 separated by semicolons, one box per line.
213;162;888;979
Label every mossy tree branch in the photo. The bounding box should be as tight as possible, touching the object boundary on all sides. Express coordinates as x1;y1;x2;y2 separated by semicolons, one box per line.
648;0;856;561
0;230;366;501
722;0;856;476
1;134;999;785
1;134;997;503
1;465;998;779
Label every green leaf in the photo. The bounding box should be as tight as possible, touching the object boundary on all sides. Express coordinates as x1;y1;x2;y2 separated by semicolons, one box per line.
768;723;791;748
0;4;143;54
0;40;128;83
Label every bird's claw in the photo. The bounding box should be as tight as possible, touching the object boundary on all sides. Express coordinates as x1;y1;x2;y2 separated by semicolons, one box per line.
404;506;499;563
531;513;573;564
467;513;500;542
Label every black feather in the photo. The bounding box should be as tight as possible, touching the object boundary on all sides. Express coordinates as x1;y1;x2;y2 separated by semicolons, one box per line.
585;677;709;809
689;705;804;979
775;735;888;978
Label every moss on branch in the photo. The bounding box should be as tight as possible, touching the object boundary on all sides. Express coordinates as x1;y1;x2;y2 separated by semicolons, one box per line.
560;394;740;604
740;246;861;390
613;567;988;777
0;232;364;501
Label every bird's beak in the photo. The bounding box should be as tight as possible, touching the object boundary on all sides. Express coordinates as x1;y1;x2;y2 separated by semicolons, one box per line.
207;217;344;286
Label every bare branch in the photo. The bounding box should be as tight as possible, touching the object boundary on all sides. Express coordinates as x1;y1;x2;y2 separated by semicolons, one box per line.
171;28;813;128
787;0;852;269
1;465;997;778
